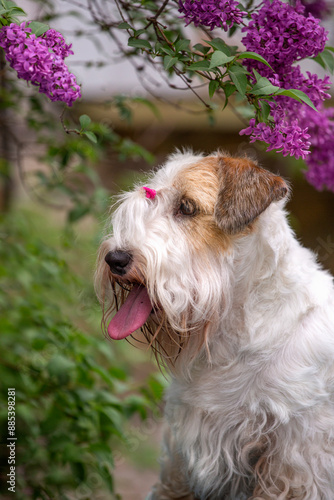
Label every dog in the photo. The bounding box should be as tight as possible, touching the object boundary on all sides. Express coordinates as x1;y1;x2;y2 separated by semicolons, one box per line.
95;151;334;499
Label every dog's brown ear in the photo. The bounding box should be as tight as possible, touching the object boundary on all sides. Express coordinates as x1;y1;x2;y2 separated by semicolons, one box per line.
214;156;289;235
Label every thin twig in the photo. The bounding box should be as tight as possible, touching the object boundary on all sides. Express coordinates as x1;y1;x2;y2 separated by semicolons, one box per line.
174;67;212;109
145;0;171;29
114;0;134;37
60;107;80;135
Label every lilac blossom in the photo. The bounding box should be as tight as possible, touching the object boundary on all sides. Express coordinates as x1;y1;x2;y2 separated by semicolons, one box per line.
303;108;334;190
238;0;334;189
177;0;333;188
178;0;247;31
299;0;332;19
240;117;311;160
241;0;327;72
0;22;81;107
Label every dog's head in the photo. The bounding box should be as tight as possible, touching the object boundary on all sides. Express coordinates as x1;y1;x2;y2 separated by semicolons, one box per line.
95;152;288;368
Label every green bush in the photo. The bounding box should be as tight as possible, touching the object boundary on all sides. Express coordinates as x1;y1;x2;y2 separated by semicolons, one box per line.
0;210;161;500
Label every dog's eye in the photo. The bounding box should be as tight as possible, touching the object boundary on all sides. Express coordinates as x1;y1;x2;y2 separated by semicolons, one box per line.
179;199;197;216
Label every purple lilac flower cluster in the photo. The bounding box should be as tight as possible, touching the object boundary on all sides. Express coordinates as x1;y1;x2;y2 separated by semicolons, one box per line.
0;22;81;107
240;117;311;159
242;0;327;70
240;66;331;160
178;0;247;31
299;0;332;19
239;0;334;189
304;108;334;190
180;0;333;188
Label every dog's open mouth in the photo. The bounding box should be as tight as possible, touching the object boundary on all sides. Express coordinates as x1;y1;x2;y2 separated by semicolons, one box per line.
107;284;153;340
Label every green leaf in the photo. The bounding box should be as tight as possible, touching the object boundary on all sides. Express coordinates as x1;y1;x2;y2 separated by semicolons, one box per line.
209;80;219;98
1;0;20;7
206;38;231;56
237;51;274;71
128;37;151;50
175;39;190;52
323;50;334;73
251;77;279;96
252;69;262;82
313;54;327;70
84;131;97;143
147;373;166;400
100;407;123;433
0;1;25;16
28;21;49;37
156;43;174;56
89;364;116;386
187;60;211;71
117;21;132;29
223;82;236;98
209;51;234;69
193;43;211;54
124;394;149;418
0;7;25;17
222;82;236;110
228;66;248;97
79;114;91;130
134;29;146;37
311;49;334;73
259;100;271;121
163;55;178;70
89;442;114;463
274;89;318;112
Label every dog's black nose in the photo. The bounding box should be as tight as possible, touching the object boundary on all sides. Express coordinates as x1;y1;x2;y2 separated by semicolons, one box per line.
105;250;132;276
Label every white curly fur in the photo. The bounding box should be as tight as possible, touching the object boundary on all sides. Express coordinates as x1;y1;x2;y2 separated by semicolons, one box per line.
96;152;334;499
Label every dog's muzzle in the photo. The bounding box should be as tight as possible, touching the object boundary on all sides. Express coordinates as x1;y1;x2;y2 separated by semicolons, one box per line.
104;250;154;340
105;250;132;276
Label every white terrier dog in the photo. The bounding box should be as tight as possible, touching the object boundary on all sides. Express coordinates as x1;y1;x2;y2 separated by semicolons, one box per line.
95;152;334;500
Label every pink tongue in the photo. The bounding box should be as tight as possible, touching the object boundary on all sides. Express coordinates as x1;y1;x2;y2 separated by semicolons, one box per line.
107;285;153;340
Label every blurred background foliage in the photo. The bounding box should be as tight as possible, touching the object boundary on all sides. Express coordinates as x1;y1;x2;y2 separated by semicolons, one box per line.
0;2;165;497
1;1;334;500
0;206;166;499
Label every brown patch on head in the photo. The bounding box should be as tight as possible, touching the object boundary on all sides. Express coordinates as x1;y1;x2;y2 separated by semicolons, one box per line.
214;155;289;235
173;154;288;251
173;157;232;254
176;157;220;213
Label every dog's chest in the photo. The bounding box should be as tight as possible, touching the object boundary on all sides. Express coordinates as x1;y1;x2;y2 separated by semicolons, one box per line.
166;362;258;425
165;370;260;497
